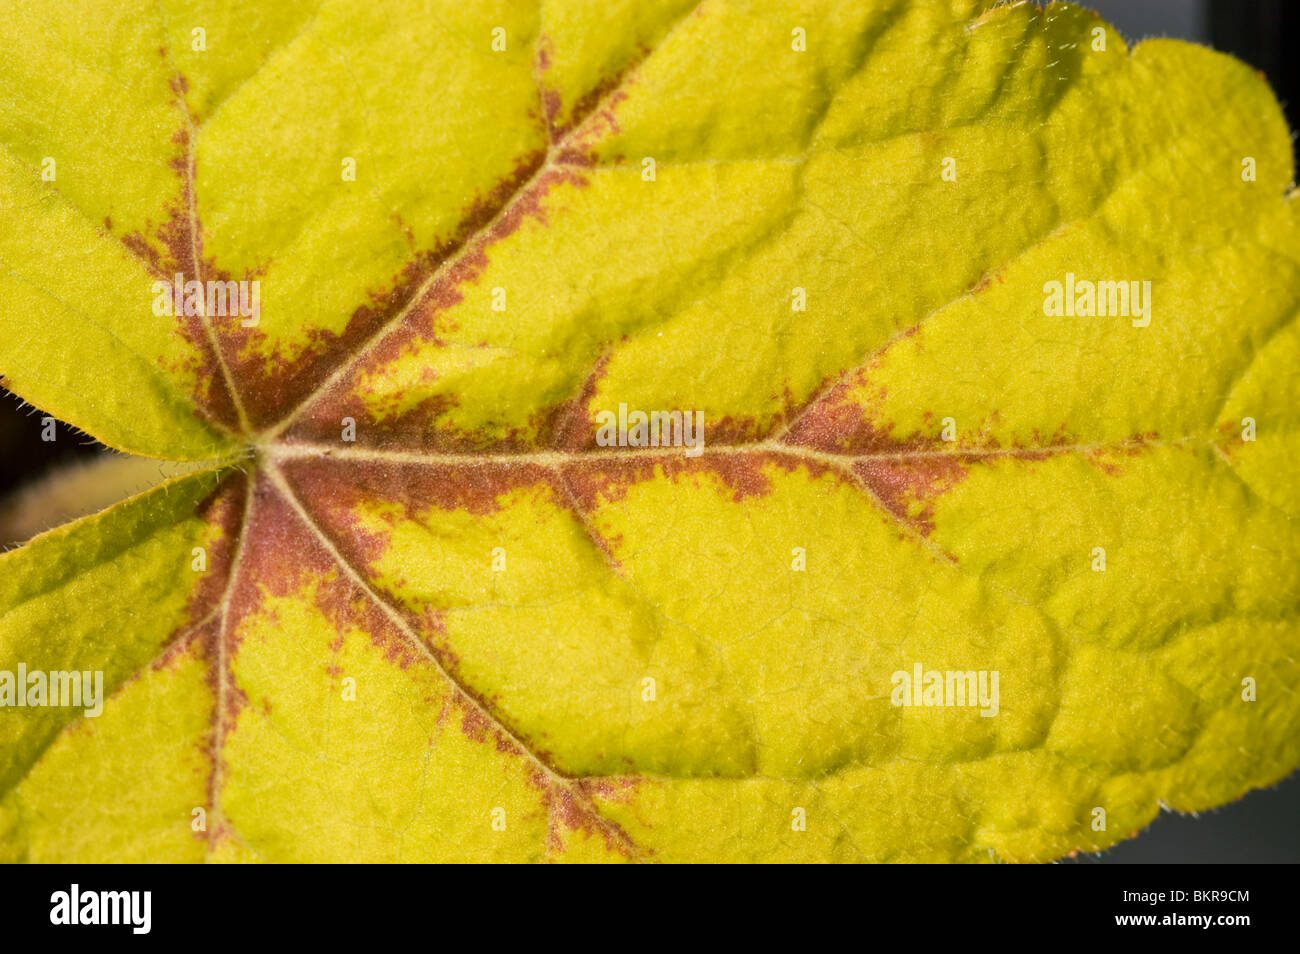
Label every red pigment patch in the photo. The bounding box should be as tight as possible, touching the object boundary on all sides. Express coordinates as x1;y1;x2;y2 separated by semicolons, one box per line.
282;35;683;448
578;776;641;806
1082;431;1158;476
283;154;590;446
852;456;970;536
705;411;781;447
213;143;559;429
553;448;847;562
782;349;1097;460
545;352;612;451
419;605;450;648
557;451;837;511
541;32;656;145
456;704;522;757
230;472;420;672
198;616;247;732
548;466;623;570
282;454;551;526
119;111;576;436
193;607;243;829
225;134;578;430
542;88;563;134
971;268;1006;295
782;369;900;455
276;454;551;659
151;473;249;672
187;474;248;612
777;349;1165;535
846;429;1156;535
116;107;241;433
533;34;562;139
223;246;444;429
536;769;643;858
552;80;627;147
424;627;582;785
537;0;703;150
55;480;250;797
276;454;647;855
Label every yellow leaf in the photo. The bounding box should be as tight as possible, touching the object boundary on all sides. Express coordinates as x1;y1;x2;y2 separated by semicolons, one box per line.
0;0;1297;862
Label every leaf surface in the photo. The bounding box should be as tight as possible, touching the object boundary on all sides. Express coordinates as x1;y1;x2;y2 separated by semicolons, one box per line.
0;0;1298;862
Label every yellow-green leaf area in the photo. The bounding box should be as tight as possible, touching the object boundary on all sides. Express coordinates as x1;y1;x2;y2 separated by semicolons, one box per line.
0;0;1296;864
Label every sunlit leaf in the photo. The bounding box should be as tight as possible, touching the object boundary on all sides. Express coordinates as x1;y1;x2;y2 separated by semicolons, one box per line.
1;0;1297;862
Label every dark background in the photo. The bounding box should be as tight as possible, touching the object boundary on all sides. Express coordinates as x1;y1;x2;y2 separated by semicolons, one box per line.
0;0;1296;863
